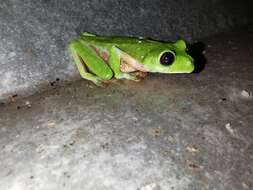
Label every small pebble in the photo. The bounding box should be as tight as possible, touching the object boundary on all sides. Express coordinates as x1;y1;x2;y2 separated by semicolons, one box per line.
25;101;31;108
47;121;56;128
152;128;161;137
242;182;249;189
241;90;250;98
186;144;199;153
225;123;235;135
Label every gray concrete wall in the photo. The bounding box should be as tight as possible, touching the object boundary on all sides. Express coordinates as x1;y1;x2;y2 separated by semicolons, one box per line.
0;0;253;101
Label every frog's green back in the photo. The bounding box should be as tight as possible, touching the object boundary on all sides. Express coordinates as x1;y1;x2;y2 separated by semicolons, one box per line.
79;34;172;63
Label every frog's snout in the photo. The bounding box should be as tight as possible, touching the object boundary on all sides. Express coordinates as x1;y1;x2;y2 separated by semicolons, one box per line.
186;59;195;73
178;55;194;73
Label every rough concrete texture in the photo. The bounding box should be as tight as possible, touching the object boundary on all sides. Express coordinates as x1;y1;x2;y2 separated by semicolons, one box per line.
1;0;253;101
0;30;252;190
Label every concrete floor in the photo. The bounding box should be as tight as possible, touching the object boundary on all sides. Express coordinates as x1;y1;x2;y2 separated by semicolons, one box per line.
0;30;252;190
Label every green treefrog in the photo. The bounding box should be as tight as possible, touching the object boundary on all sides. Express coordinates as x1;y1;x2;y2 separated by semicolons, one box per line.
69;32;194;85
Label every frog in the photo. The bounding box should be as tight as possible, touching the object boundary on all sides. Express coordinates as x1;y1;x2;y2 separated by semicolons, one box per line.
69;32;194;86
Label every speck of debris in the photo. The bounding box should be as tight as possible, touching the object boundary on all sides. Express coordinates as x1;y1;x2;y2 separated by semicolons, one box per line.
17;106;21;110
225;123;235;135
30;176;34;179
50;81;56;86
100;142;109;149
25;101;31;108
152;128;161;137
218;97;227;103
140;183;160;190
186;144;199;153
63;172;71;178
69;141;75;146
10;94;18;102
47;121;56;128
242;182;249;189
241;90;250;98
25;48;33;55
188;162;201;170
50;78;60;86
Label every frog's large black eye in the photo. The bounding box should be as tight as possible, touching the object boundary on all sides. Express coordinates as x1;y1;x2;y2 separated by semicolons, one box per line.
160;52;174;66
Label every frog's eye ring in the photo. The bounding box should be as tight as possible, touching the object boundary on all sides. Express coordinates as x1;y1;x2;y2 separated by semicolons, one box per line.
160;52;174;66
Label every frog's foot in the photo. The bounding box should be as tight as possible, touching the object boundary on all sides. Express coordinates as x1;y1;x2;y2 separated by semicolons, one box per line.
115;73;140;82
69;40;113;86
133;71;148;78
101;78;121;86
85;78;104;87
96;81;108;88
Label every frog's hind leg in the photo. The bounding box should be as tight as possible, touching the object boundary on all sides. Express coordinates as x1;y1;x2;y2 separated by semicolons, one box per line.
69;40;113;85
69;45;101;85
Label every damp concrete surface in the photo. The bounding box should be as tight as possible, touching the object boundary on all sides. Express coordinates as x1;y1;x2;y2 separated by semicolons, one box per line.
0;30;253;190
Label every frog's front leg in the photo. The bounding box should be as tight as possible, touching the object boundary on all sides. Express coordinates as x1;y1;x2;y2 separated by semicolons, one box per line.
108;46;139;81
69;41;113;85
